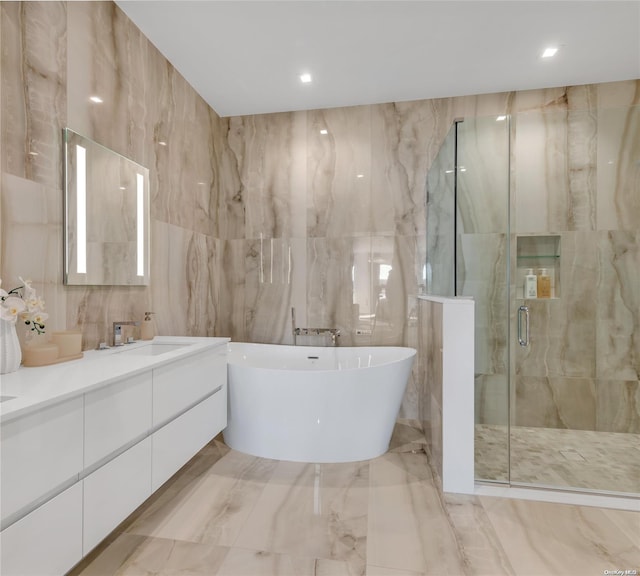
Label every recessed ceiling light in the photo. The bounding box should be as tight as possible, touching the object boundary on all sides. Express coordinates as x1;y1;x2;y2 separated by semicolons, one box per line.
496;115;507;121
542;47;558;58
300;73;312;84
320;129;328;135
356;174;364;179
119;186;126;190
158;141;167;146
89;96;103;103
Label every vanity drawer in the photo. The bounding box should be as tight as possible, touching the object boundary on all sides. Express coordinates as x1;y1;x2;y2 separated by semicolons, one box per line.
0;397;83;524
152;346;226;425
0;481;83;576
84;371;152;468
83;437;152;555
151;388;226;491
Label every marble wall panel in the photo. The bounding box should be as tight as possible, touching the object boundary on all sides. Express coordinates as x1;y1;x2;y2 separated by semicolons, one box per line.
306;237;359;347
370;101;432;236
307;106;372;238
216;239;247;343
231;112;307;240
597;105;640;231
515;231;598;379
425;124;455;297
515;376;597;431
596;80;640;109
475;374;509;427
456;116;510;235
1;2;67;185
244;237;305;345
457;233;508;377
596;230;640;381
214;116;245;240
1;172;66;334
595;379;640;433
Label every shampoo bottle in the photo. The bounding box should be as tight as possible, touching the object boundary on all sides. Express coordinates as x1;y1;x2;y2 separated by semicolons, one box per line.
524;269;537;298
537;268;551;298
140;311;155;340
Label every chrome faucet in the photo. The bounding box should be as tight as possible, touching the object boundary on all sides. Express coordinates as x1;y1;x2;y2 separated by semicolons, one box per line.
112;321;140;346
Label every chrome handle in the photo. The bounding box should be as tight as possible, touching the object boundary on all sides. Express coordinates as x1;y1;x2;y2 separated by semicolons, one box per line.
518;305;530;347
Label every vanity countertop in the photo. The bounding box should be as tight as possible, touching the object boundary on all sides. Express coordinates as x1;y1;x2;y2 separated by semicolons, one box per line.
0;336;230;423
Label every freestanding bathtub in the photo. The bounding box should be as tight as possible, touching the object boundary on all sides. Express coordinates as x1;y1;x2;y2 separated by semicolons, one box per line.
222;342;416;463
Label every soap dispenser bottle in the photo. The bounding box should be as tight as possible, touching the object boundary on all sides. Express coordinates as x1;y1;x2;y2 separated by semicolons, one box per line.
140;312;155;340
524;269;538;299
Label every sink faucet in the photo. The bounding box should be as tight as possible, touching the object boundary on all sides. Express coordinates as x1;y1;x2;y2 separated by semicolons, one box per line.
112;321;140;346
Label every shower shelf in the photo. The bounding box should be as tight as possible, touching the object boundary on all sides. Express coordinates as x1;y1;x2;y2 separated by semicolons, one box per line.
516;235;561;298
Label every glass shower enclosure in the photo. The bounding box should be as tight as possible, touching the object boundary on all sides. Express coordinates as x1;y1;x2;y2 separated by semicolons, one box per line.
426;106;640;496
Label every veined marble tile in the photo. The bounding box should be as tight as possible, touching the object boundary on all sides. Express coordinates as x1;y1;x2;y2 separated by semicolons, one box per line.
597;104;640;231
371;101;432;236
307;106;373;238
595;379;640;433
602;508;640;546
233;460;368;573
230;112;307;240
442;493;516;575
215;115;245;240
244;237;302;344
218;548;359;576
370;236;419;348
425;124;455;297
515;108;596;233
597;79;640;110
366;565;425;576
216;239;247;342
367;452;466;575
1;1;66;185
514;376;597;431
475;374;509;427
456;116;510;235
515;231;598;379
596;230;640;380
126;473;273;547
149;220;192;338
307;237;359;346
1;173;67;332
457;233;508;376
72;533;229;576
480;497;640;574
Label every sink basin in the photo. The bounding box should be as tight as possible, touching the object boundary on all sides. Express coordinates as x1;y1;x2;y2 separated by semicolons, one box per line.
0;395;16;403
115;343;190;356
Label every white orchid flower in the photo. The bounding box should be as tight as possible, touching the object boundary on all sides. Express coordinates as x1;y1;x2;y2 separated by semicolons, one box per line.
1;296;27;324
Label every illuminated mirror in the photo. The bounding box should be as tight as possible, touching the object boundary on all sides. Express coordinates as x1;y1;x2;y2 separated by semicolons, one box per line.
63;128;150;286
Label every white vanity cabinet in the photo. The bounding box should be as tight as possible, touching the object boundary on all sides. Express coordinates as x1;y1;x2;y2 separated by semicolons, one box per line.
0;337;229;576
0;398;84;576
151;346;227;489
0;396;83;524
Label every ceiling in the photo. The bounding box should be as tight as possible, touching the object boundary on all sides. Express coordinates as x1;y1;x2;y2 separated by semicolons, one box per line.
115;1;640;118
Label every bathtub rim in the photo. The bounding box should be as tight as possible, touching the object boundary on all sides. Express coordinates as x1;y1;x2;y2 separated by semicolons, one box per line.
226;342;416;373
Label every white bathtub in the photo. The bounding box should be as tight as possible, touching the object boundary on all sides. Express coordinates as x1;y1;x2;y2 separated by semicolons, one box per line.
222;342;416;463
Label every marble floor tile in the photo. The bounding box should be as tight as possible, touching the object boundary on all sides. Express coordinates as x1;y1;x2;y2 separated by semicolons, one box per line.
73;423;640;576
233;460;368;574
72;533;229;576
217;548;357;576
366;452;467;575
442;493;516;576
480;497;640;575
126;453;278;546
366;565;426;575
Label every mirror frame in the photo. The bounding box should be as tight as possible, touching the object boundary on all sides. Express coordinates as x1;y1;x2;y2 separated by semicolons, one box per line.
63;128;150;286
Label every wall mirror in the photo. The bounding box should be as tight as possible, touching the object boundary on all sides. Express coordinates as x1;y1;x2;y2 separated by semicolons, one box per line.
63;128;150;285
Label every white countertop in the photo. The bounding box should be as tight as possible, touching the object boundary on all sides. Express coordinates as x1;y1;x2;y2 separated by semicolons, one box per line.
0;336;230;423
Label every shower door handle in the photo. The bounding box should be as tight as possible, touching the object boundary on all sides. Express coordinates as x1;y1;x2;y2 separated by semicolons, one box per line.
518;305;530;347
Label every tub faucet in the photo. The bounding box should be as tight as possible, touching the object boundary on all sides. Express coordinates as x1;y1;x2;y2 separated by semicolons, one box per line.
112;321;140;346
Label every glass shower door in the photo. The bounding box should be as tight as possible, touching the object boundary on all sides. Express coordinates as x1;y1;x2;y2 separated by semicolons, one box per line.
509;106;640;495
454;116;511;483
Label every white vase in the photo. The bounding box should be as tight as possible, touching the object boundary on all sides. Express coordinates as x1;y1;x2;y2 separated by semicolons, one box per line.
0;319;22;374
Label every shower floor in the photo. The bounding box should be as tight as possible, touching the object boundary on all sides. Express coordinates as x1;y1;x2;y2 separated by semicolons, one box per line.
475;424;640;495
